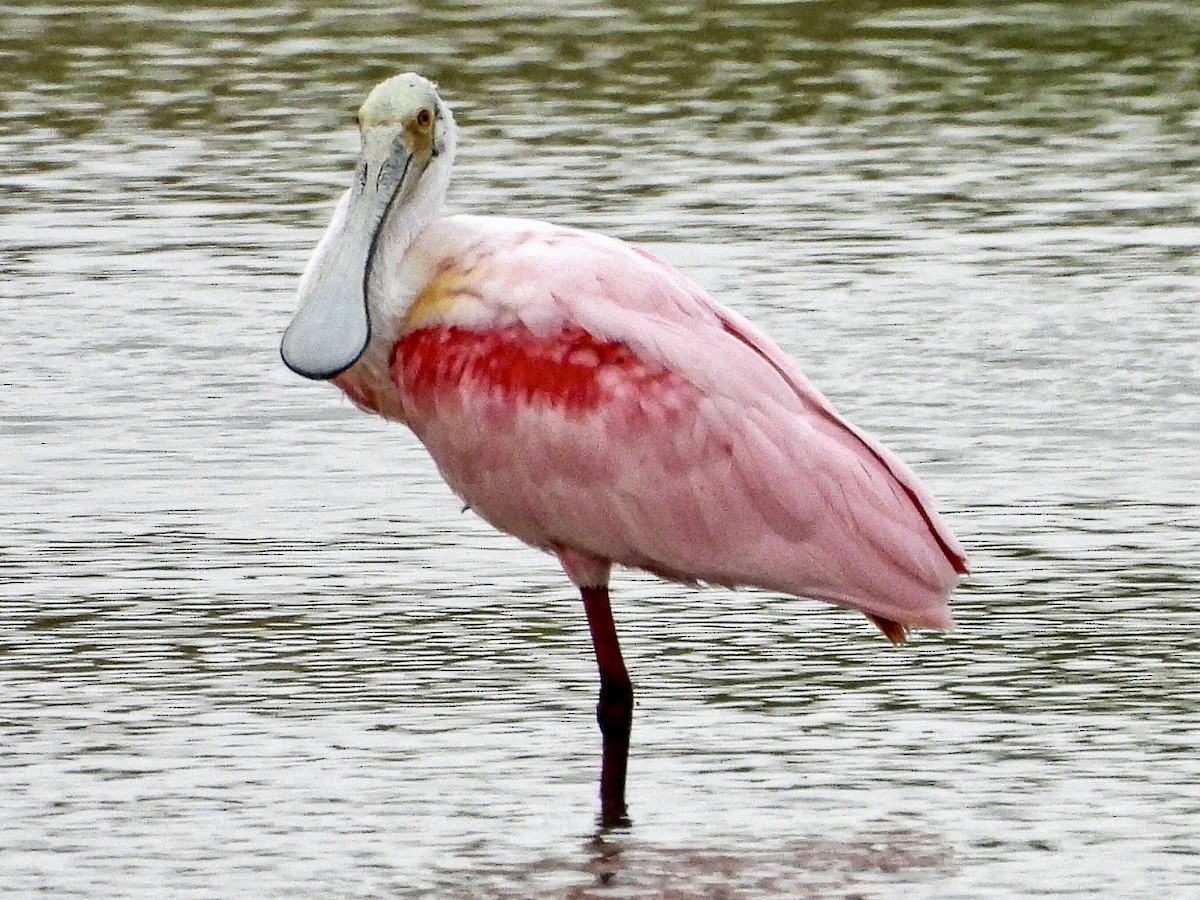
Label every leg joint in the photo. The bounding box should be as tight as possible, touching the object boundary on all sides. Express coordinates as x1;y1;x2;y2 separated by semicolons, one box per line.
596;676;634;737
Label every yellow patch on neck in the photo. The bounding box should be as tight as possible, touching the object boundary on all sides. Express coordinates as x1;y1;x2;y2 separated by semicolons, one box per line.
402;265;488;331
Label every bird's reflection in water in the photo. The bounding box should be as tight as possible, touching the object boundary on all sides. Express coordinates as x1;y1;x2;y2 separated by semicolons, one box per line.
477;829;956;898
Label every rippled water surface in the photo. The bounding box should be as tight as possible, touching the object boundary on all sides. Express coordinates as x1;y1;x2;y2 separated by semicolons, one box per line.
3;2;1199;897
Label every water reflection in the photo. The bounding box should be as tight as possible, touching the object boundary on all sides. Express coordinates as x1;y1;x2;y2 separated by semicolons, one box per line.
3;0;1200;896
438;829;952;898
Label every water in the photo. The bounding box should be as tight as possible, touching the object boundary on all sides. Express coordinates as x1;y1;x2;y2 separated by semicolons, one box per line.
3;1;1199;896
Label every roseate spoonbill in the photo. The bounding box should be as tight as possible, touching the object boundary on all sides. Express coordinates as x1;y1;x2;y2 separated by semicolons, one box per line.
281;73;968;826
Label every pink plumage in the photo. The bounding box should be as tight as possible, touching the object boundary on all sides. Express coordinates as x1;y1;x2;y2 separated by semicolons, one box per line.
335;215;967;636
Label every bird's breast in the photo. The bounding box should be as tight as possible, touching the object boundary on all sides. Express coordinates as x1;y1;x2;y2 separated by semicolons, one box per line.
383;322;698;554
391;324;683;420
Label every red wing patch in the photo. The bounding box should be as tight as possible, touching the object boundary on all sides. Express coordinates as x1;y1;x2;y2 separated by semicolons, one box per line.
393;325;674;414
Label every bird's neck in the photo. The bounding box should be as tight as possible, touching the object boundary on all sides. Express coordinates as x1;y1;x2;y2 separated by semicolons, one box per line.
338;148;456;424
366;147;456;334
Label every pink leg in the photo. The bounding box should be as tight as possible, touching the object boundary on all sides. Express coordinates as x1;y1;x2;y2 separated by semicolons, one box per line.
581;584;633;827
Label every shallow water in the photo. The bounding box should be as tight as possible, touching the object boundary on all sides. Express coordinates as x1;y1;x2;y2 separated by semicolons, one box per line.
3;1;1199;896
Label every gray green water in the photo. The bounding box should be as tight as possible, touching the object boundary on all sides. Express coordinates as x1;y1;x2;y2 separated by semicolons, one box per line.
3;2;1199;896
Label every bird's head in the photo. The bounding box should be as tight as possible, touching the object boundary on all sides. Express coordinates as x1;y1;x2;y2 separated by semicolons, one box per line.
281;73;456;380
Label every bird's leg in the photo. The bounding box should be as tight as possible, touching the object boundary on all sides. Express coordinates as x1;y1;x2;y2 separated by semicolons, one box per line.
581;584;633;827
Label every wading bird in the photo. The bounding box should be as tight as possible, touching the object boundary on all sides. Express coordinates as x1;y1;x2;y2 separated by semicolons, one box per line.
281;73;967;826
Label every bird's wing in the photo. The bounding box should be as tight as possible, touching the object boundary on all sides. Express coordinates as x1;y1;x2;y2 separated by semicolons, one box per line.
395;215;965;630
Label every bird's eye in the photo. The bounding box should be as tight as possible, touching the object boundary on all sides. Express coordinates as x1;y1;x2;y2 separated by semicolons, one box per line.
416;108;433;128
